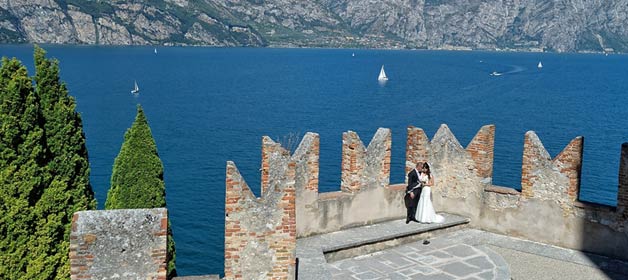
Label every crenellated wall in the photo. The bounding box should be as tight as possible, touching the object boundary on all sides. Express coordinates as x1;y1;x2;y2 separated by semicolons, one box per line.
67;123;627;280
69;208;168;280
476;131;628;260
220;123;628;279
417;124;495;222
341;129;391;193
250;123;627;261
413;125;625;260
224;156;296;279
262;128;408;237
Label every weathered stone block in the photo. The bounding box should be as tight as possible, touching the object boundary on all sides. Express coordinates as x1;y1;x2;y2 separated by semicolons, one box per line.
69;208;168;280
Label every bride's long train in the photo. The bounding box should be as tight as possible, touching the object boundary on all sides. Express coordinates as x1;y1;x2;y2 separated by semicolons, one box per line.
416;187;445;223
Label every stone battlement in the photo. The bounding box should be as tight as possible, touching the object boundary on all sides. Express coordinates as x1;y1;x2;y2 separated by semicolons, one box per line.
70;124;628;279
234;123;625;278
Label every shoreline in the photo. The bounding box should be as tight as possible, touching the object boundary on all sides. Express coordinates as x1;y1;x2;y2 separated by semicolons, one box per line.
0;42;622;55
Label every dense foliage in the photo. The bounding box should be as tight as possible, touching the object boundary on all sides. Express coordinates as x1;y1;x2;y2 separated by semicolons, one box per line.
0;46;96;279
105;105;176;278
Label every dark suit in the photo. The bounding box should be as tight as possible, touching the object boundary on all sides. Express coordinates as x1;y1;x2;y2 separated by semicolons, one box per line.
405;169;422;222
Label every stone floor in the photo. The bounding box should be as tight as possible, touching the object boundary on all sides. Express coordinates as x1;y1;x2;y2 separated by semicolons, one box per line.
328;238;508;279
297;214;628;280
297;213;470;280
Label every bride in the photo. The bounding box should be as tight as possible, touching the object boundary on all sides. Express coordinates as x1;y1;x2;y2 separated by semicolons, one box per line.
415;162;445;223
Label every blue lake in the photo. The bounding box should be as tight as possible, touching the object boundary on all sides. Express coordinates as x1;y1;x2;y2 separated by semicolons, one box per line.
1;45;627;276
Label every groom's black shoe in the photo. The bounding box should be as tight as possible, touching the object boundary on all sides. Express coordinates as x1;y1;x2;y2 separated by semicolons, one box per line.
423;240;430;245
405;218;410;224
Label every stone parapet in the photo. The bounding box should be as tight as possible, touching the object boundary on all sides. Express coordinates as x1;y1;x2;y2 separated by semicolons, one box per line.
261;136;291;195
298;129;399;236
466;125;495;180
520;132;582;209
341;131;367;193
554;136;584;201
292;132;320;193
232;123;627;277
365;128;392;189
67;123;628;279
340;129;391;193
69;208;168;280
224;160;296;280
405;126;429;182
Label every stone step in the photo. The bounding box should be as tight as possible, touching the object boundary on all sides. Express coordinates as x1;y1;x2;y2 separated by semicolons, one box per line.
296;213;470;280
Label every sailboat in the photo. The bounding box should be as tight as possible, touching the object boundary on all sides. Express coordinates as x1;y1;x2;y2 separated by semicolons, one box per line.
131;80;139;94
154;48;157;54
537;61;543;69
378;65;388;81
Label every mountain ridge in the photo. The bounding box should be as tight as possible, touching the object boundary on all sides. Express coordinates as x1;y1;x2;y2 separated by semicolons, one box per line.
0;0;626;53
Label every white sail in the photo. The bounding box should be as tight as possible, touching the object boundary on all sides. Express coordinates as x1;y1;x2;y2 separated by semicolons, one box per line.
154;48;157;54
537;61;543;69
131;80;139;94
378;65;388;81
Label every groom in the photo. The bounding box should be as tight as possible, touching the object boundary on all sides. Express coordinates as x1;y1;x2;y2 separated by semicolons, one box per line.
404;161;423;224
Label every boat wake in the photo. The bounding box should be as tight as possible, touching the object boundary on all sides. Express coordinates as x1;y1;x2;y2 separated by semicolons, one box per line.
489;65;525;76
503;65;525;74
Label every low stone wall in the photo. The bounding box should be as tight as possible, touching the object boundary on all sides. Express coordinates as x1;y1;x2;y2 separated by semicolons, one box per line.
69;208;168;280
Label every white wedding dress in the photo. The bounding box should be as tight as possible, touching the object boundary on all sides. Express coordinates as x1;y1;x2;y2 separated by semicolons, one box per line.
415;173;445;223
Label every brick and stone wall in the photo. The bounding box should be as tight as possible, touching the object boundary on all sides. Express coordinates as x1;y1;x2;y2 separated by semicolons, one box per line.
520;132;583;203
341;128;391;192
69;208;168;280
71;123;628;280
222;122;628;279
405;126;429;181
466;125;495;180
267;128;406;237
224;157;296;280
254;123;627;261
426;125;493;221
421;127;626;261
520;131;577;208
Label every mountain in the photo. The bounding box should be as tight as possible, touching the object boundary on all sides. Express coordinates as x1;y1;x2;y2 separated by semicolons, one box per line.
0;0;627;53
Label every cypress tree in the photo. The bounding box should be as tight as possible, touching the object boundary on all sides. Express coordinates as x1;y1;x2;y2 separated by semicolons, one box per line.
0;47;96;279
106;105;176;278
30;46;96;279
34;45;95;209
0;58;46;278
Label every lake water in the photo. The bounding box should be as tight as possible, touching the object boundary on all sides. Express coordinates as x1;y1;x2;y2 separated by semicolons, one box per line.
1;45;627;276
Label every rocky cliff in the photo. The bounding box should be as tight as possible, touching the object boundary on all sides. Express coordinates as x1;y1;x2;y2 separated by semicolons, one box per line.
0;0;627;52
